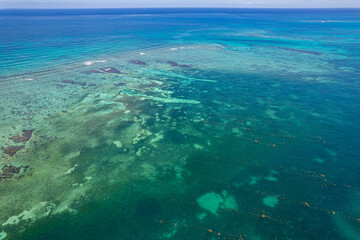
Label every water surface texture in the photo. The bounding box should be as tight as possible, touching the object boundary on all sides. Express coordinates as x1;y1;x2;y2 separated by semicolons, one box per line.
1;8;360;240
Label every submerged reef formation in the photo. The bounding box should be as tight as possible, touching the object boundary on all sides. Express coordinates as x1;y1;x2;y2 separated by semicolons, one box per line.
167;61;191;68
99;67;122;73
81;70;103;74
129;60;147;65
10;130;33;143
2;146;24;157
0;165;29;181
0;34;358;240
61;79;87;86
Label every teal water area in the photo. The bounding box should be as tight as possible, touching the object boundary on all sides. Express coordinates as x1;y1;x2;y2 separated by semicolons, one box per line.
0;9;360;240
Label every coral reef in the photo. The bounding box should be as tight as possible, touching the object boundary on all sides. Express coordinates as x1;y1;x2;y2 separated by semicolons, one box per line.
81;70;103;74
61;80;86;86
167;61;191;68
0;165;29;181
100;67;122;73
10;130;33;143
129;60;147;66
2;146;24;157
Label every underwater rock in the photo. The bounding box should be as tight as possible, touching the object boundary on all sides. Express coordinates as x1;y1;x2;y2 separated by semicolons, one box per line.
278;47;322;55
61;80;86;86
10;130;33;143
81;70;103;74
129;60;147;66
0;165;29;181
114;82;125;87
167;61;191;68
100;67;122;74
2;146;24;157
136;198;161;217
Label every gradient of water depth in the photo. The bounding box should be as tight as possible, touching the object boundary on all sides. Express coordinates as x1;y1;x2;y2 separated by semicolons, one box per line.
0;8;360;240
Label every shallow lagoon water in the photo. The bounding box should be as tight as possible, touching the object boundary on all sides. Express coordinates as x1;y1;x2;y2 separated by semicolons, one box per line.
0;8;360;239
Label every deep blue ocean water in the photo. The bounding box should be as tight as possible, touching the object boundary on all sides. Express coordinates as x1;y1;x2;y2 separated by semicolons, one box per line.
0;8;360;240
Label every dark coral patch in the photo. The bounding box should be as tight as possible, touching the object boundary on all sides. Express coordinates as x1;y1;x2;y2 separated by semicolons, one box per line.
10;130;33;143
61;80;87;86
167;61;191;68
114;82;126;87
81;70;103;74
100;67;122;74
129;60;147;66
0;165;30;181
2;146;24;156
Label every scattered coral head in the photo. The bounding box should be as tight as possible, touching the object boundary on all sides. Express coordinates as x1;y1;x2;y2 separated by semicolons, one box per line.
10;130;33;143
2;146;24;157
0;165;29;181
129;60;147;66
100;67;122;74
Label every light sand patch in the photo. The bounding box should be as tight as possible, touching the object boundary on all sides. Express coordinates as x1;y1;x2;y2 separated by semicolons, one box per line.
2;202;55;226
263;196;279;207
197;212;207;220
143;96;201;104
64;164;79;175
0;231;7;240
197;190;238;215
150;132;164;146
133;129;152;144
113;140;123;148
313;157;324;163
194;144;204;150
265;109;279;120
249;176;261;185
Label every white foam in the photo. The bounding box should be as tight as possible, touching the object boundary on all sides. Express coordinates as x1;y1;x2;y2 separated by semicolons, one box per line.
170;47;184;51
139;52;145;55
83;60;107;66
24;78;34;81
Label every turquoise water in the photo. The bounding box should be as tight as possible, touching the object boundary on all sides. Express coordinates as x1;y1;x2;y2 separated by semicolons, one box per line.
0;8;360;239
